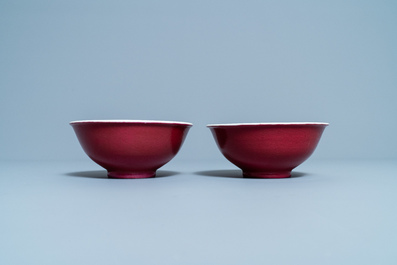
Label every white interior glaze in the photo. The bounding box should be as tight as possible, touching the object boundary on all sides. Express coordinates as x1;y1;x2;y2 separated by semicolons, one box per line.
70;120;193;126
207;122;329;127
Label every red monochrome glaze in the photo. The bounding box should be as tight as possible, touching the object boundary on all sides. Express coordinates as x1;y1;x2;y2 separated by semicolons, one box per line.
208;122;328;178
71;120;192;178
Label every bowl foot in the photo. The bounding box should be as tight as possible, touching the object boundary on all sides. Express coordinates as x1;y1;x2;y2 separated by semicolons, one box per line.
107;171;156;179
243;171;291;178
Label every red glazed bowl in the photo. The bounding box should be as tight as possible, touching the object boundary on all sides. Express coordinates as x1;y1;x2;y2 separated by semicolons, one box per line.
207;122;328;178
70;120;192;178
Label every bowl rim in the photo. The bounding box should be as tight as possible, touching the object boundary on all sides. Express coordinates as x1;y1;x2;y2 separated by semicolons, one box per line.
70;120;193;126
207;122;329;127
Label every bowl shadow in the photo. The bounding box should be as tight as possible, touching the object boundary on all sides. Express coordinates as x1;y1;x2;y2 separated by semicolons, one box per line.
64;170;180;179
194;169;309;179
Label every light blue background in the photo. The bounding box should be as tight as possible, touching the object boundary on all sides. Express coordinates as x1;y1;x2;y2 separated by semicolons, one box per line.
1;0;396;161
1;2;397;264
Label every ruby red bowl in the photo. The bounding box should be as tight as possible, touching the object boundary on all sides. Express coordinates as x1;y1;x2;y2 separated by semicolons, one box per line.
70;120;192;178
207;122;328;178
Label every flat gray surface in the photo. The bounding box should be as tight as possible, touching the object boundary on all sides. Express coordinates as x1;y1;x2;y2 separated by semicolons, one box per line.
1;159;396;264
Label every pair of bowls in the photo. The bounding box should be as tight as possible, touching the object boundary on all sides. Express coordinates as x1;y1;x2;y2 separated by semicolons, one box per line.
70;120;328;179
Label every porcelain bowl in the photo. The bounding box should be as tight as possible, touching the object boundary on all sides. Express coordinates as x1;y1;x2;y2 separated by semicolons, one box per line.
70;120;192;178
207;122;328;178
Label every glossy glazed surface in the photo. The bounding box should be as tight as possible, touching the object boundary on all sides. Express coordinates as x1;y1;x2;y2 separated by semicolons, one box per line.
71;120;192;178
208;123;328;178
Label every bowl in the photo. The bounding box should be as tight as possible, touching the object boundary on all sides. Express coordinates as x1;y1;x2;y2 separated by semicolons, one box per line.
70;120;192;178
207;122;328;178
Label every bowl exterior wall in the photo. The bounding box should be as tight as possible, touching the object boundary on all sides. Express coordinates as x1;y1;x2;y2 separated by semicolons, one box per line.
72;123;191;172
209;124;327;173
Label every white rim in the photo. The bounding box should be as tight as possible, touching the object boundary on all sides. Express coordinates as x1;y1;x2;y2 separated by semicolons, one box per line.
207;122;329;127
70;120;193;126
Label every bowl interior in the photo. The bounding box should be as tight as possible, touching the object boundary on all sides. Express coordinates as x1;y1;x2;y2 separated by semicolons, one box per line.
207;122;329;127
70;120;192;126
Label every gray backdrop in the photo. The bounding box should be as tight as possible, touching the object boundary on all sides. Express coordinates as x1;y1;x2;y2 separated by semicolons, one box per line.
1;0;396;161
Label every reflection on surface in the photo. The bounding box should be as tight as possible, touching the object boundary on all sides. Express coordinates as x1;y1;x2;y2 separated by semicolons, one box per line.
194;169;243;178
64;170;180;179
194;169;308;179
